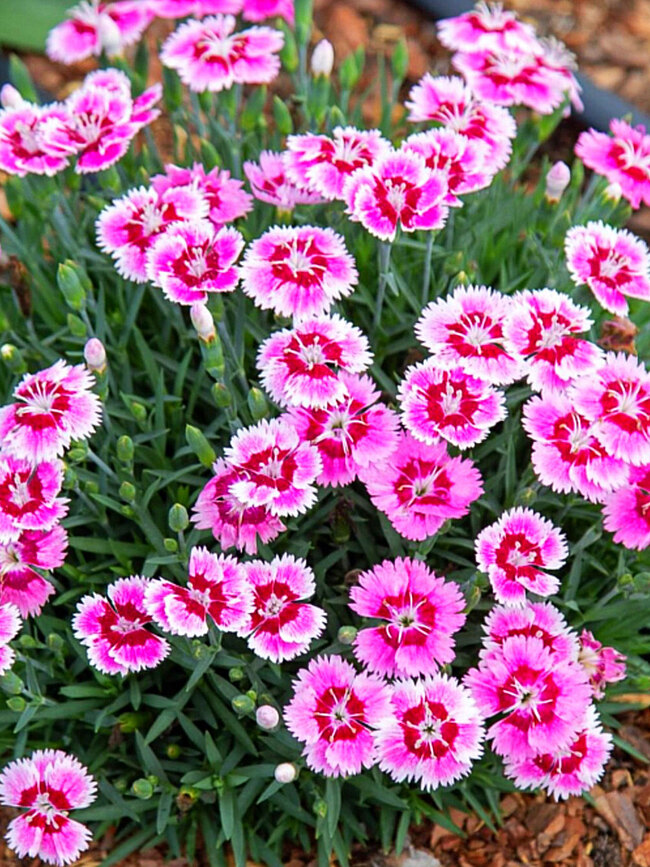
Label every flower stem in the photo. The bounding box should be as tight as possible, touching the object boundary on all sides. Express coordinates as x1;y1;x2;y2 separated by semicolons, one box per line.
374;241;393;331
421;232;434;307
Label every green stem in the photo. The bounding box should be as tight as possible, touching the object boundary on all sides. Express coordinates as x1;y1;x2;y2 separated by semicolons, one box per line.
373;241;392;331
421;232;434;307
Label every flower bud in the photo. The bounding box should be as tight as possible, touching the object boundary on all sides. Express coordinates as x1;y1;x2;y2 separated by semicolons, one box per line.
119;481;136;503
47;633;64;652
57;261;87;311
132;778;154;799
247;387;269;420
313;798;328;818
604;181;622;203
0;84;24;109
185;424;217;467
231;694;256;715
1;672;24;695
19;635;37;649
6;696;26;712
391;39;408;82
274;762;297;784
164;537;179;553
129;401;147;423
545;161;570;202
337;625;357;645
273;95;293;137
84;337;107;373
229;667;245;682
67;314;87;337
255;705;280;730
1;343;27;374
168;503;189;533
166;743;181;759
311;39;334;78
117;435;134;463
212;382;232;407
190;303;216;342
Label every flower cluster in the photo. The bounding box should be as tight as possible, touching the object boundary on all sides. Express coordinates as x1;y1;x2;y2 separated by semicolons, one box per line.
576;119;650;210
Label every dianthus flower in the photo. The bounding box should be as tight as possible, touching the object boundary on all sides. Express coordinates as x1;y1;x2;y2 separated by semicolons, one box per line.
285;372;400;487
192;458;286;554
0;750;97;866
570;352;650;466
416;284;522;385
575;119;650;210
73;576;170;675
483;602;578;662
0;603;21;676
241;555;326;662
602;464;650;550
160;15;284;92
344;149;449;242
503;288;603;392
578;629;626;698
465;635;591;758
97;185;208;283
375;675;484;789
565;221;650;316
0;360;102;464
149;0;243;17
257;314;371;408
503;705;612;800
475;507;568;606
145;547;252;637
437;2;538;53
151;162;253;226
146;220;243;305
398;360;506;449
284;655;392;777
405;74;516;171
349;557;466;678
224;418;322;517
46;0;154;63
285;127;392;201
0;455;68;543
242;0;294;24
0;102;71;177
241;225;358;318
0;526;67;617
244;150;324;211
362;432;483;541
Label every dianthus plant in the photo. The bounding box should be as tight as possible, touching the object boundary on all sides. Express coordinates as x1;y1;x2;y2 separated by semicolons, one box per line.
1;1;650;866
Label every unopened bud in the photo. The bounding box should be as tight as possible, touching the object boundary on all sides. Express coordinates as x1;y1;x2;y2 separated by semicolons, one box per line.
119;481;136;502
47;633;64;652
314;798;328;818
231;694;255;715
164;537;179;553
57;261;87;311
116;435;134;462
255;705;280;730
132;778;154;799
185;424;216;467
166;743;181;759
545;161;570;202
6;696;26;712
168;503;189;533
229;667;245;682
1;343;26;374
604;181;622;203
212;382;232;407
84;337;107;373
0;84;24;109
1;672;23;694
190;303;216;342
130;401;147;423
67;314;87;337
247;387;269;420
311;39;334;78
337;625;357;645
274;762;297;784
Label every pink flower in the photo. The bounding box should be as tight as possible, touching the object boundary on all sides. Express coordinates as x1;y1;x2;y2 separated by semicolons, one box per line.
0;360;101;464
483;602;579;662
46;1;154;63
362;431;483;541
149;0;243;18
523;392;630;502
0;526;67;617
344;149;449;242
437;2;538;53
0;103;71;177
0;455;68;543
225;418;322;517
145;547;252;637
349;557;466;678
283;655;392;777
257;314;371;408
503;288;603;392
160;15;284;92
242;0;294;25
565;221;650;316
146;220;243;304
576;119;650;210
244;150;325;210
398;360;506;449
602;464;650;550
73;576;170;676
503;705;612;799
405;74;516;171
0;603;21;676
192;458;286;554
577;630;626;698
416;284;523;385
475;507;568;606
465;635;591;759
375;675;484;789
97;184;208;283
571;352;650;466
241;554;326;662
285;127;391;201
285;372;400;487
151;162;253;226
241;225;358;318
0;750;97;866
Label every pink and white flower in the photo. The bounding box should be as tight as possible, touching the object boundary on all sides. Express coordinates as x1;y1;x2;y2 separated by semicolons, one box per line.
565;221;650;316
46;1;154;63
225;418;322;517
362;432;483;541
344;149;449;242
151;162;253;226
244;150;325;211
0;603;21;676
602;464;650;550
0;455;68;543
149;0;243;18
0;360;102;464
437;2;538;53
0;103;70;177
73;576;170;676
475;508;568;606
575;119;650;210
241;225;358;318
349;557;466;678
192;458;286;554
502;288;603;393
285;372;400;487
0;750;97;866
375;675;484;789
285;127;392;201
241;554;326;662
146;220;243;304
97;184;208;283
160;15;284;92
256;314;371;408
0;526;67;617
242;0;294;24
283;654;392;777
577;630;626;698
416;284;522;385
145;547;252;636
483;602;578;662
398;360;506;449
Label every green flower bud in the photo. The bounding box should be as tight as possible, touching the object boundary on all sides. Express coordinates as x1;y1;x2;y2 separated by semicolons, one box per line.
6;696;26;713
62;466;77;488
185;424;216;467
57;261;87;311
0;343;27;374
328;105;346;129
199;139;220;170
1;672;24;695
339;52;362;91
117;435;134;463
164;537;179;553
129;401;148;423
132;778;154;799
19;634;37;649
313;798;328;818
228;667;245;682
166;743;181;759
119;481;137;503
337;625;357;645
279;26;299;72
294;0;312;45
464;584;481;614
391;39;409;82
119;712;149;733
168;503;189;533
121;505;135;518
247;387;268;421
211;382;232;408
47;633;64;652
67;447;87;463
245;689;257;702
67;313;87;337
202;334;225;379
273;96;293;137
114;777;129;792
231;694;255;715
84;480;99;495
